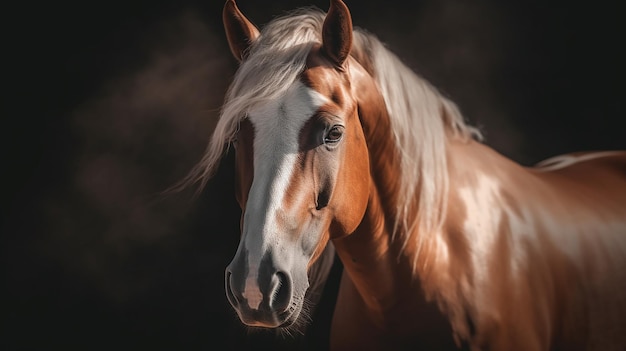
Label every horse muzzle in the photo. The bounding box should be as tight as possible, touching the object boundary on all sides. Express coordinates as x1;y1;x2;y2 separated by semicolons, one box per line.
225;253;306;328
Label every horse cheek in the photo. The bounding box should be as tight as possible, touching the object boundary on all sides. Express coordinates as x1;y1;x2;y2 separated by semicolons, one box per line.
331;128;370;237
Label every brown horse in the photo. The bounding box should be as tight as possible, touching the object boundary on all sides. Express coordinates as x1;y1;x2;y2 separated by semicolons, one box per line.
175;0;626;349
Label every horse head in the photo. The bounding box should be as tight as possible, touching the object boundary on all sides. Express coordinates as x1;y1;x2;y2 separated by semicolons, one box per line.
222;0;375;328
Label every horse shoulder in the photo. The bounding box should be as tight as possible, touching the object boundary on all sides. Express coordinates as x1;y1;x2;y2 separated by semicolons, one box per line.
442;145;626;350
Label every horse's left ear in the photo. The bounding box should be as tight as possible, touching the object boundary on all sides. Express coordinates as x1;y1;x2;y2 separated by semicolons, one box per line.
223;0;260;62
322;0;353;67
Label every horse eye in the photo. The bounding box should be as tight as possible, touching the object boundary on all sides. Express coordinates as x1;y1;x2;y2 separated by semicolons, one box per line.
324;125;344;144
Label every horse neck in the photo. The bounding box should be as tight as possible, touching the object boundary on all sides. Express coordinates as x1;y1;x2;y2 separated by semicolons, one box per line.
331;60;515;327
330;119;512;331
331;67;445;326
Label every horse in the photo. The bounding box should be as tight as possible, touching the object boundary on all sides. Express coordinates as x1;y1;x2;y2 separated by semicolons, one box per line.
173;0;626;349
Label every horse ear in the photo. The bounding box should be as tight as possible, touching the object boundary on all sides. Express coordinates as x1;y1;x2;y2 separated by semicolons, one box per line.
322;0;353;67
223;0;260;62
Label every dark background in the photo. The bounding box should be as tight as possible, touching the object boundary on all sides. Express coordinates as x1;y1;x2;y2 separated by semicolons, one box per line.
3;0;624;350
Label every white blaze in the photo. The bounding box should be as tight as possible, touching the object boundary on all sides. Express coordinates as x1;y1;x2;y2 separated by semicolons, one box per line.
241;81;329;310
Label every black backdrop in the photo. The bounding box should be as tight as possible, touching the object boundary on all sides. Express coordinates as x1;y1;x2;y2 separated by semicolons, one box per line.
3;0;624;350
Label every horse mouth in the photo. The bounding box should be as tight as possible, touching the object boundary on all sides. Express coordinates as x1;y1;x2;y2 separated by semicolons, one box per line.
238;304;302;329
240;308;299;329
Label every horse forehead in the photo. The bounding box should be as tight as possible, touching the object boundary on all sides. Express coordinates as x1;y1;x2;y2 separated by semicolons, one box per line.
247;81;329;137
302;49;351;105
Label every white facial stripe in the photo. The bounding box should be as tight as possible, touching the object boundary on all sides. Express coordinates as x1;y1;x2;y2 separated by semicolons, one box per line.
241;81;329;310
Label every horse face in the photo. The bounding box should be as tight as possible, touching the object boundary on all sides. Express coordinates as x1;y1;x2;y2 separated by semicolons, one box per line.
223;0;369;329
226;66;369;326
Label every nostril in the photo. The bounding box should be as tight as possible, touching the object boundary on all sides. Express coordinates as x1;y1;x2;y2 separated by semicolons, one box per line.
270;272;292;312
225;270;240;306
316;187;331;210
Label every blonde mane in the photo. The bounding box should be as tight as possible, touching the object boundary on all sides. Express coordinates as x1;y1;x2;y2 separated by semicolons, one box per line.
172;7;482;265
351;31;482;264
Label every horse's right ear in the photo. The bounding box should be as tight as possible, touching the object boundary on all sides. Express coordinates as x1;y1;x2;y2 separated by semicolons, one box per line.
223;0;260;62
